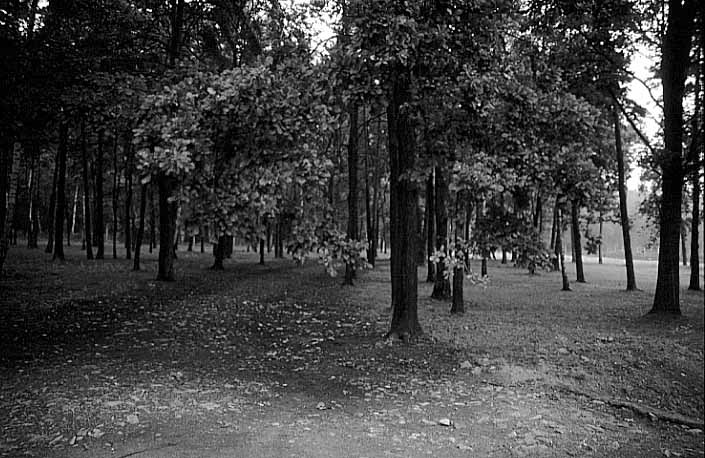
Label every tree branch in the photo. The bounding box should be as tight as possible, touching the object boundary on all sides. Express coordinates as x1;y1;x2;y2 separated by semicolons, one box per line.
608;89;658;157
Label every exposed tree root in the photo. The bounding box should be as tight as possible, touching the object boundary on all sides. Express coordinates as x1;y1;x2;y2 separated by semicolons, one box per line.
556;384;704;429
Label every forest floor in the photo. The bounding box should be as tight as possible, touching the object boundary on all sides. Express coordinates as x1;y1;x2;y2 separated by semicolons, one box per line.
0;245;703;458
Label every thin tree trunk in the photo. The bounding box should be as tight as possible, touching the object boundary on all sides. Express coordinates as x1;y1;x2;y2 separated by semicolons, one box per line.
386;64;421;340
200;225;205;253
571;200;585;283
53;122;68;261
81;116;93;260
112;132;119;259
557;206;570;291
124;136;133;260
45;147;59;253
133;184;147;271
425;171;435;282
432;165;451;299
149;185;156;253
344;105;359;286
598;211;603;265
451;196;464;314
94;130;105;259
156;173;178;280
259;238;265;264
681;226;688;266
70;184;78;237
27;153;38;248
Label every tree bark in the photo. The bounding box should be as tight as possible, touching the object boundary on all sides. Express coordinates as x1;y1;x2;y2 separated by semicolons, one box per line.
386;64;422;340
133;184;147;271
94;130;105;259
557;206;570;291
651;0;696;315
681;226;688;266
53;122;68;261
149;185;156;253
344;105;359;286
157;173;178;280
45;146;59;253
571;200;585;283
211;234;227;270
0;142;22;276
27;151;39;248
124;136;133;260
432;165;451;299
112;132;119;259
598;210;604;264
425;171;435;282
259;238;265;264
80;116;93;260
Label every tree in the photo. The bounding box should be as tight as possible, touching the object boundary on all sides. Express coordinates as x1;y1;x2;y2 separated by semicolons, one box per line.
651;0;699;315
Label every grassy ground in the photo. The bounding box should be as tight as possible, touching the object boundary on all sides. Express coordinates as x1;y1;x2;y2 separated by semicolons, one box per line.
0;244;703;457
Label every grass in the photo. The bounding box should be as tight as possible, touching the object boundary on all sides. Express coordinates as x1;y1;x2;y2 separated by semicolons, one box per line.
0;244;703;457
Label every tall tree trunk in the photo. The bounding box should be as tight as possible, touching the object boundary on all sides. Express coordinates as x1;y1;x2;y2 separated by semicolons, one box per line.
124;136;133;260
344;105;359;285
80;117;93;260
168;0;185;67
571;200;585;283
149;186;156;253
432;165;451;299
598;210;603;265
651;0;697;315
27;152;38;248
386;64;421;340
425;171;435;282
53;122;68;261
688;41;702;290
156;173;178;280
0;142;22;276
681;226;688;266
133;184;147;271
45;147;59;253
112;132;119;259
70;184;78;240
200;225;205;253
557;206;570;291
450;196;464;314
94;130;105;259
259;238;265;264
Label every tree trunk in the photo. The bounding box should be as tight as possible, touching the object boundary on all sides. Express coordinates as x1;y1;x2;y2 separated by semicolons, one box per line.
124;136;133;260
80;117;94;260
681;226;688;266
344;105;359;285
597;211;604;264
451;266;464;314
688;152;701;290
549;200;558;270
70;184;78;241
259;238;265;264
27;152;39;248
386;64;422;340
156;173;178;281
211;234;227;270
557;206;570;291
0;142;22;276
200;225;205;253
432;165;451;299
53;122;68;261
149;185;156;253
94;130;105;259
133;184;147;271
571;200;585;283
425;171;435;282
112;132;119;259
688;41;702;290
45;146;59;253
651;0;696;315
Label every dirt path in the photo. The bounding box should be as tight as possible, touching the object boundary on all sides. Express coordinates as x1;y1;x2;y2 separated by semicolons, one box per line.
1;247;703;457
